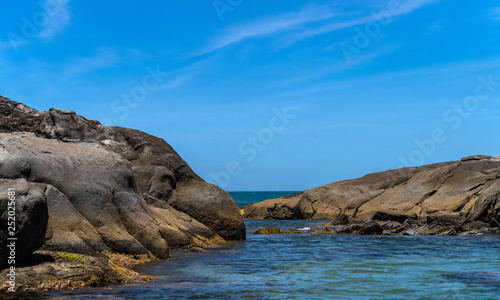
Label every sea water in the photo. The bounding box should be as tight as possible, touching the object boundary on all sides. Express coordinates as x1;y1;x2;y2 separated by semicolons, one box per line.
8;192;500;299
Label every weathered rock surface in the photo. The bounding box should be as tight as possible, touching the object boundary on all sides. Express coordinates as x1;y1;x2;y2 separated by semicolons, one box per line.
0;132;170;259
0;95;245;267
0;251;153;292
0;179;48;268
243;157;500;235
106;127;245;241
357;220;383;235
242;192;303;220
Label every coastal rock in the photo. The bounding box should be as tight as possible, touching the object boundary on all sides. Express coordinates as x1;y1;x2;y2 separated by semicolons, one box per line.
311;227;334;234
242;192;303;220
0;96;245;243
461;155;494;161
333;224;360;234
0;133;170;259
106;127;245;241
325;213;349;226
316;220;383;235
148;201;226;249
170;180;245;241
462;220;490;232
0;179;48;268
40;185;112;254
380;220;399;231
357;221;383;235
0;251;152;292
243;157;500;235
0;96;245;261
253;227;282;234
0;95;247;275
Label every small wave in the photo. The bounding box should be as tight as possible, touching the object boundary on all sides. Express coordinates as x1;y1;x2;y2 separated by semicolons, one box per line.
298;227;311;231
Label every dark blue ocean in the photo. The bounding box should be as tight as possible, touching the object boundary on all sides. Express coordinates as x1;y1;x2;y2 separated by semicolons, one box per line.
8;192;500;299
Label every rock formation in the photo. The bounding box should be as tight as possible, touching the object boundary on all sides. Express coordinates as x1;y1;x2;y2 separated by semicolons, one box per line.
243;156;500;235
0;178;48;268
0;96;245;270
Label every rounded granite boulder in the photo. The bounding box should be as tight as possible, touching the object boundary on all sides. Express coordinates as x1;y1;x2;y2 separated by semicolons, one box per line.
0;178;48;269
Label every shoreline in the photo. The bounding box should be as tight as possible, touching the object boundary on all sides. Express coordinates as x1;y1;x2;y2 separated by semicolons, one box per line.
2;218;499;296
0;238;239;294
0;251;156;293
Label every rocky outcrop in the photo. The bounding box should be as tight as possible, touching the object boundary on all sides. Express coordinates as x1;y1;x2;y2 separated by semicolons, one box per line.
0;96;245;269
311;221;383;235
0;251;153;292
243;157;500;235
0;179;48;268
106;127;245;241
0;132;170;258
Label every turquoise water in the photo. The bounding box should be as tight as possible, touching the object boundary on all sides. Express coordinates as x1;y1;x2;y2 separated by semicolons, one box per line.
229;191;301;207
6;192;500;299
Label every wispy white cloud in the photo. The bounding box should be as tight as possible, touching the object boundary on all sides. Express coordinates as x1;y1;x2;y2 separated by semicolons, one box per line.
398;0;441;14
63;48;119;77
156;73;197;91
200;4;338;55
291;0;442;42
38;0;72;41
278;44;402;87
281;56;500;98
0;0;72;52
199;0;441;57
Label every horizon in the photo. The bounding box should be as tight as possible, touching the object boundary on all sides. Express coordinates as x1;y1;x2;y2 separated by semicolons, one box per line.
1;0;500;191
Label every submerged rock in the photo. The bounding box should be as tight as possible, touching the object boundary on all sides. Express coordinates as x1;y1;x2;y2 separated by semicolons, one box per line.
444;271;500;288
313;220;382;235
253;227;301;234
311;227;334;235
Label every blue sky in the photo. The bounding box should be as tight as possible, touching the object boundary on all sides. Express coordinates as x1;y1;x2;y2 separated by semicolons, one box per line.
1;0;500;191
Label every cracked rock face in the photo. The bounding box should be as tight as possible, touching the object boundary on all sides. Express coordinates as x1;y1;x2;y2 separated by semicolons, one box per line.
243;157;500;232
0;96;245;265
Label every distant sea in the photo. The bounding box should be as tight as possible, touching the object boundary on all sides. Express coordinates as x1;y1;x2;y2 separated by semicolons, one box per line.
12;192;500;300
229;191;300;207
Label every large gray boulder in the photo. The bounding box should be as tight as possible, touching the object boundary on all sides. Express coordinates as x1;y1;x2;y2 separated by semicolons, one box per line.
243;157;500;233
108;127;245;241
0;96;245;241
0;178;48;268
0;96;245;261
0;133;170;258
